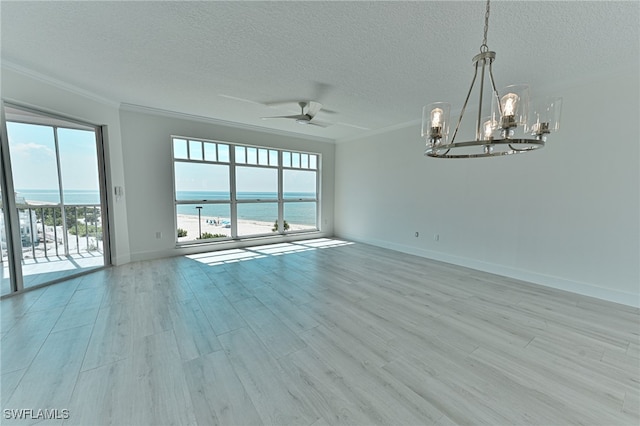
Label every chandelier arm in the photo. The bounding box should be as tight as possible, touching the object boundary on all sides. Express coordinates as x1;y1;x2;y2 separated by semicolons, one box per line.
450;61;480;144
488;59;503;116
475;58;487;141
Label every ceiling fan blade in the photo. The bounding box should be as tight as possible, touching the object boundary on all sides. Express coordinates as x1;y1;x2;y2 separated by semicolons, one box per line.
306;101;323;118
308;120;330;128
261;115;306;120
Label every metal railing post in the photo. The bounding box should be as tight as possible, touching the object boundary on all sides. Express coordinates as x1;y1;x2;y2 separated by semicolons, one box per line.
74;206;79;255
85;206;89;250
53;207;59;257
41;207;48;258
28;208;36;259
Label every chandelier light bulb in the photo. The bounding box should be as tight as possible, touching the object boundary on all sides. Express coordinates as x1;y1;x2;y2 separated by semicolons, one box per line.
431;108;444;129
501;93;519;117
482;118;495;141
422;102;450;145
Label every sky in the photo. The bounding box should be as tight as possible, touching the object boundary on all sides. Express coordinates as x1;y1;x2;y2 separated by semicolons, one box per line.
173;138;318;194
6;122;100;191
5;121;317;197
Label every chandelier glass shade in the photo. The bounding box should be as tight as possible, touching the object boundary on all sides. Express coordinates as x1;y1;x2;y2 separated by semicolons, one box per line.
423;0;562;158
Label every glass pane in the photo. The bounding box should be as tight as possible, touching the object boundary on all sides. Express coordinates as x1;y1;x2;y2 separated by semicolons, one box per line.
235;146;246;164
258;149;268;165
203;142;217;162
237;202;278;236
5;110;106;291
236;166;277;200
218;144;230;162
301;154;309;169
292;152;300;168
283;169;317;199
0;187;11;295
284;202;317;232
174;162;230;200
58;128;100;205
6;122;60;203
176;203;230;242
173;138;188;159
246;147;257;165
189;140;203;161
269;150;279;166
283;151;291;167
310;155;317;170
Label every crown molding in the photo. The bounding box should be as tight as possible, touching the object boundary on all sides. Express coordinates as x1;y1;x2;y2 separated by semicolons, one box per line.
2;59;120;108
119;103;336;144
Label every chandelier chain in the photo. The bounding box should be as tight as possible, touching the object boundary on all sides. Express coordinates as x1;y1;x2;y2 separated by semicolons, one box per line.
481;0;490;52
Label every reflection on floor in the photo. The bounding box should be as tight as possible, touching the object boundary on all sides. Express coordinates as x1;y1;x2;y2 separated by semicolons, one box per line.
1;251;104;296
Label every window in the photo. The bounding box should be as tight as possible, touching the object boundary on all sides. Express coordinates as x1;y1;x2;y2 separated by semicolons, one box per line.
172;137;320;244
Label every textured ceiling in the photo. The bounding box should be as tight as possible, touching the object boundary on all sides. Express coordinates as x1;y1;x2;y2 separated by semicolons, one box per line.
1;1;638;142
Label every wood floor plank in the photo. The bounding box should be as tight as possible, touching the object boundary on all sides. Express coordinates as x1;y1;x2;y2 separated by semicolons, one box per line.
5;324;92;415
470;345;632;424
251;285;319;333
1;239;637;425
300;325;444;425
167;298;222;361
184;350;262;426
0;369;25;408
52;302;99;333
232;296;307;358
207;270;254;303
81;302;134;371
69;330;197;426
218;327;319;425
278;347;385;425
0;307;64;374
193;286;246;335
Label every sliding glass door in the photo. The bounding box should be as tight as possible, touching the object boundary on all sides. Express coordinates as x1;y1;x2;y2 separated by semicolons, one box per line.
0;103;109;295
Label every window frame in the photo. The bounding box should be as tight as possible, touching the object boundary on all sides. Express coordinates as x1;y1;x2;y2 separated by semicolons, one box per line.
172;136;321;245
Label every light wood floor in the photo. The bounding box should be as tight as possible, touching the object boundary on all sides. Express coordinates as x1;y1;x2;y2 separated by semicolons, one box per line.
1;238;638;425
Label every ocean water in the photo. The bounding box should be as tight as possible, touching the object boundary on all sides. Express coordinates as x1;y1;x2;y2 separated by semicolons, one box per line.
176;191;317;226
15;190;317;226
15;189;100;205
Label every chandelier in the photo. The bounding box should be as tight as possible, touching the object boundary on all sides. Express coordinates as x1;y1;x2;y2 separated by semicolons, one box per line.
422;0;562;158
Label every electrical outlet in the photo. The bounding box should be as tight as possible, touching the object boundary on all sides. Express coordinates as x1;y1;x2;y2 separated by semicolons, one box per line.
155;231;162;239
434;234;440;241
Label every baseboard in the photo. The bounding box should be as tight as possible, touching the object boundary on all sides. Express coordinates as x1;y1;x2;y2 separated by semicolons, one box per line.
129;231;333;263
337;232;640;309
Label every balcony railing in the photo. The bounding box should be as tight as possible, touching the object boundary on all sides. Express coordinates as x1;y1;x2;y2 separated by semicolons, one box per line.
9;204;103;261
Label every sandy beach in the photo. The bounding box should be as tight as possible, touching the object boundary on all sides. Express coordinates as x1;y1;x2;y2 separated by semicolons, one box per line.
176;214;314;241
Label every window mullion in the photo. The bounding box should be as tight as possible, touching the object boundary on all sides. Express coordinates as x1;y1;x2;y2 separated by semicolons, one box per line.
229;145;238;238
278;150;284;234
316;155;321;231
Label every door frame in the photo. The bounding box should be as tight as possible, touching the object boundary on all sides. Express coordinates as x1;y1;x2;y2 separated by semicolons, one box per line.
1;101;111;296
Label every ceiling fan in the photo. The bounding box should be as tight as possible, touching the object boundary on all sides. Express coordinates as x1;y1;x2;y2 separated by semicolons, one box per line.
261;101;329;127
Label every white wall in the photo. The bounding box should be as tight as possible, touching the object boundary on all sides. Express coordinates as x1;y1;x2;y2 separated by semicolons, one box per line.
119;106;335;261
335;68;640;307
1;66;131;265
1;65;335;266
